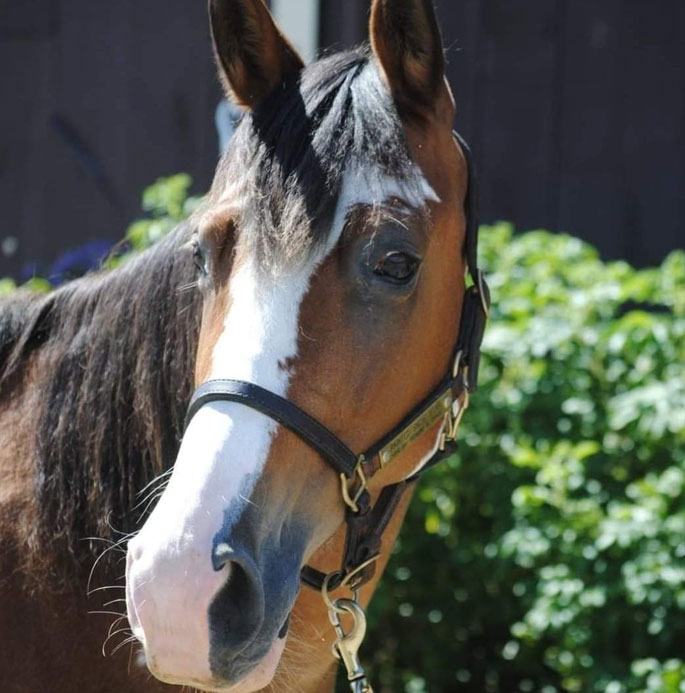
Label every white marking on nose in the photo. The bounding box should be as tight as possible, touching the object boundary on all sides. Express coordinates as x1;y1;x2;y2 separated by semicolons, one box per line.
137;254;315;560
126;240;329;686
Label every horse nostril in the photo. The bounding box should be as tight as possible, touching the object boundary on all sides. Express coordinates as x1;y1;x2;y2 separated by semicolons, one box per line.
208;546;265;667
212;542;234;572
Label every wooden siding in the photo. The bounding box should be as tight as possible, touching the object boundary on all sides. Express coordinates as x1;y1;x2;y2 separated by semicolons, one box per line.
321;0;685;267
1;1;682;280
0;1;222;280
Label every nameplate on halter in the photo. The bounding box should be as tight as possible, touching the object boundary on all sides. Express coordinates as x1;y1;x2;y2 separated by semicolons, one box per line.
378;389;453;467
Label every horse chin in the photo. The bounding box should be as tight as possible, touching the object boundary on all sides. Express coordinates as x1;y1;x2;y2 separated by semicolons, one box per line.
144;637;286;693
225;637;287;693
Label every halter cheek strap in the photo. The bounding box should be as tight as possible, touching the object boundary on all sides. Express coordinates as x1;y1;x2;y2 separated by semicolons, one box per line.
184;130;490;592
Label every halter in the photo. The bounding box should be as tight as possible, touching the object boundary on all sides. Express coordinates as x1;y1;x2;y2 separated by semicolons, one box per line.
184;130;489;593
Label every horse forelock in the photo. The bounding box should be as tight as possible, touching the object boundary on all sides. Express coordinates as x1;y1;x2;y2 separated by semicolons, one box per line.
206;46;430;276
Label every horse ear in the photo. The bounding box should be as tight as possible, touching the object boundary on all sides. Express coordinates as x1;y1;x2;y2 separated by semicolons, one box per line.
369;0;446;117
209;0;305;109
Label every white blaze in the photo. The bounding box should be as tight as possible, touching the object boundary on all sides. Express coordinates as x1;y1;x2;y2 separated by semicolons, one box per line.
332;170;440;239
126;255;315;686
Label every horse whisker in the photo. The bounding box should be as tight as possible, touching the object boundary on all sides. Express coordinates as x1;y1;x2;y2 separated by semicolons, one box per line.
176;281;199;295
110;635;140;657
133;483;167;512
80;536;124;546
87;584;126;597
107;616;128;639
137;490;166;521
102;625;132;657
136;468;173;499
88;542;125;595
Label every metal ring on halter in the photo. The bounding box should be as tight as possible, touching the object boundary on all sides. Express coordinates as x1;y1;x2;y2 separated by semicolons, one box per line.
322;572;348;615
322;555;381;614
339;555;381;593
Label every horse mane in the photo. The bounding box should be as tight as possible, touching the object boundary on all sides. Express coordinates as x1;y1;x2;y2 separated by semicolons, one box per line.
0;292;45;381
0;225;201;579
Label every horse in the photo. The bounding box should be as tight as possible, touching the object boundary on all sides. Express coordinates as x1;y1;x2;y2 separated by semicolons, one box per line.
0;1;488;691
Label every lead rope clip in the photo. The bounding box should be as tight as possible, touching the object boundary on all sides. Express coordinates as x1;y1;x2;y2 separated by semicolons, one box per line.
328;598;373;693
323;572;375;693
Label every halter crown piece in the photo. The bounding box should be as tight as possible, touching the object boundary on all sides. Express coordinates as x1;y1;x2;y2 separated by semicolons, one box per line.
184;131;490;692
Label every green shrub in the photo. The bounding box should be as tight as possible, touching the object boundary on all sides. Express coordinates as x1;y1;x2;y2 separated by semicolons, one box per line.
108;173;202;266
0;278;16;295
3;179;683;692
364;225;684;693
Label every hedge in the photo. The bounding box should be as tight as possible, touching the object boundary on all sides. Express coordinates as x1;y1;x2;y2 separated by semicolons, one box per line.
365;224;684;693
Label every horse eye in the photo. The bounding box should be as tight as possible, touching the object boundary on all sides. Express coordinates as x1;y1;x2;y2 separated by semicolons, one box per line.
374;251;420;284
191;240;208;276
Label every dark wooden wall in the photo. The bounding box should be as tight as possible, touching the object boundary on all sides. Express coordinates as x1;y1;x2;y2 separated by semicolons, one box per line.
1;1;683;280
321;0;685;267
0;0;222;280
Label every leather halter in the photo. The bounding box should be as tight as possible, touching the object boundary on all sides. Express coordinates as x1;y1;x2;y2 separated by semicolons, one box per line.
185;131;490;592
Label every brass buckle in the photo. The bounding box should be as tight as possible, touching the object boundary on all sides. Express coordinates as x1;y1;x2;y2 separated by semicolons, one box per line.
448;388;470;440
439;392;469;451
340;456;368;513
452;349;464;378
440;357;471;451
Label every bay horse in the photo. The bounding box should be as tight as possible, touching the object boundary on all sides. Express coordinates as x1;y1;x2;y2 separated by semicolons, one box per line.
0;1;488;691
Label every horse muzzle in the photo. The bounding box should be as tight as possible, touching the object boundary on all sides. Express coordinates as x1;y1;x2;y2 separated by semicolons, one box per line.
125;504;306;691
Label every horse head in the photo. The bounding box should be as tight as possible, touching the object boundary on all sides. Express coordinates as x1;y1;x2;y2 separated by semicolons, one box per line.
126;1;471;690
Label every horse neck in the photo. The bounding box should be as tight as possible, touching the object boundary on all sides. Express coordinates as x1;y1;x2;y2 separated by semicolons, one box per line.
4;226;202;582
